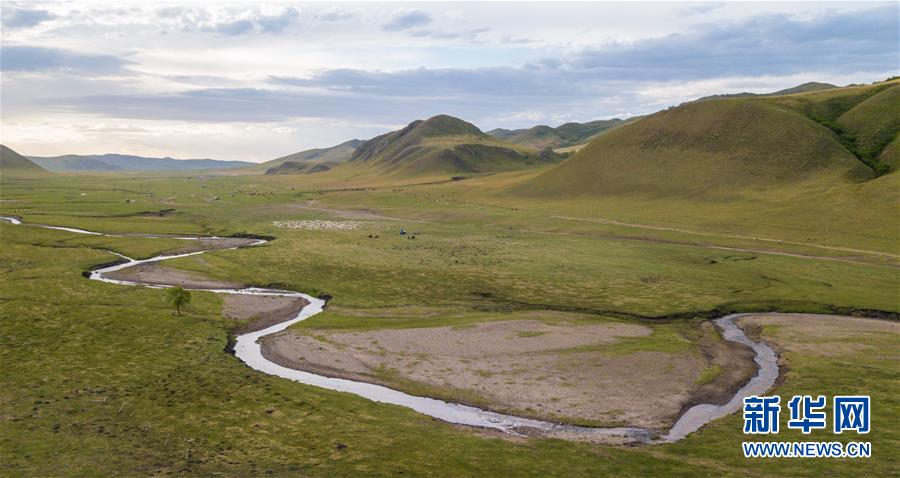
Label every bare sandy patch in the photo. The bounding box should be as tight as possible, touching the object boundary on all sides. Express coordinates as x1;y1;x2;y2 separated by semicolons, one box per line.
105;263;245;289
261;319;706;429
223;294;308;333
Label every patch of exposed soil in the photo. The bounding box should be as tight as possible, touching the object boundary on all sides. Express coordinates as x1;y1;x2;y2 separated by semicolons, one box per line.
106;263;245;289
260;319;706;429
223;294;308;333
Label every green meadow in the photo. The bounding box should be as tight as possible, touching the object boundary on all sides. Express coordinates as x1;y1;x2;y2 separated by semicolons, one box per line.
1;168;897;476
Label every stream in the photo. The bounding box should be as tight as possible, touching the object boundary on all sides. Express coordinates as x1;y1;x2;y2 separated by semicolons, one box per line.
1;216;779;443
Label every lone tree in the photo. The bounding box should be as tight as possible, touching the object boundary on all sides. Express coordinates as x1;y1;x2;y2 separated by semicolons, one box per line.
166;287;191;316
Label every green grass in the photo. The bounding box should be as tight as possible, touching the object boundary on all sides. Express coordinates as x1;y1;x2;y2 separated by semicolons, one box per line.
2;222;896;476
0;158;896;475
512;82;899;253
694;364;724;385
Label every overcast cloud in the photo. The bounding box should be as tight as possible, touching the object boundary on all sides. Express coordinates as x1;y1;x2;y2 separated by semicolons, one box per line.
1;2;897;161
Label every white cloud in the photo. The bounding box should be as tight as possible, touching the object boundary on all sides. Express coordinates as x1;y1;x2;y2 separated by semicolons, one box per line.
1;2;897;160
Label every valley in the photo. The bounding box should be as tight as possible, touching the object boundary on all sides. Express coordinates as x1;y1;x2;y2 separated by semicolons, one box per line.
1;79;897;476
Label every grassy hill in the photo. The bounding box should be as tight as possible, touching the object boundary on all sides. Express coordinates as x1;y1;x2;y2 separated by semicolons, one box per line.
0;145;49;176
264;161;332;175
30;153;251;172
527;80;899;199
504;80;899;253
487;119;626;150
251;139;363;175
770;81;839;95
696;81;839;102
349;115;559;176
763;80;900;173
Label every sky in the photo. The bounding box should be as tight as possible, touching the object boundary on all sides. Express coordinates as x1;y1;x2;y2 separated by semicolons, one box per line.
1;1;898;162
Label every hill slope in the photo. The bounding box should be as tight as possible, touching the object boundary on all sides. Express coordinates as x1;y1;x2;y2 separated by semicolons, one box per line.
696;82;839;102
1;145;49;176
488;119;626;150
763;80;899;173
350;115;558;176
264;161;332;175
525;81;900;199
30;154;252;172
770;82;839;96
249;139;362;175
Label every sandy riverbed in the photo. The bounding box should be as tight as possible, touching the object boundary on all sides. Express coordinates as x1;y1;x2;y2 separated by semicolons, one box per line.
223;294;309;333
261;318;719;429
105;263;246;289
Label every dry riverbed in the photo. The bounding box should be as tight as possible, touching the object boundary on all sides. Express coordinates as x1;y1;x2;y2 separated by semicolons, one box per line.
260;316;754;430
224;294;309;333
105;263;246;289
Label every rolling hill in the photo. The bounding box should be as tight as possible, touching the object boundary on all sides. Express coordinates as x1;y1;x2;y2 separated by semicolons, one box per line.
264;161;332;175
487;118;627;150
0;145;49;176
270;139;363;164
250;139;363;175
763;81;900;173
695;82;839;102
30;154;252;172
524;79;899;199
349;115;560;176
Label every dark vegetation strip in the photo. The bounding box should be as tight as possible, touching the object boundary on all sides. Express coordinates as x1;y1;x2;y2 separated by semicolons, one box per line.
466;292;900;322
797;84;895;175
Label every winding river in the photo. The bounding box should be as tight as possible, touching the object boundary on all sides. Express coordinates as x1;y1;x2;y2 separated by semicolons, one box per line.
1;216;779;443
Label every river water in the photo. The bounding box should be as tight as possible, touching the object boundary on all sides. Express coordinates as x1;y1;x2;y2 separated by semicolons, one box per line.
1;216;779;442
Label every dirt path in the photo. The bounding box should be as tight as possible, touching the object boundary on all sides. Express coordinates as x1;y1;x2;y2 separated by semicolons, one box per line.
518;227;897;269
554;215;899;261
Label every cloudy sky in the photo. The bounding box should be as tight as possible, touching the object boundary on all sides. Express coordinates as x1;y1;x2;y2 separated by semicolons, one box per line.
1;1;898;162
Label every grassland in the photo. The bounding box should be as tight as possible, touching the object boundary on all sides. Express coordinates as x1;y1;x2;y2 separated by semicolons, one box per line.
519;81;900;257
1;140;897;477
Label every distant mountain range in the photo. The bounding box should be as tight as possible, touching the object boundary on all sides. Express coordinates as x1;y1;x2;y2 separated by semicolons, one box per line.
9;80;892;190
487;118;629;150
348;114;563;176
29;154;253;172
